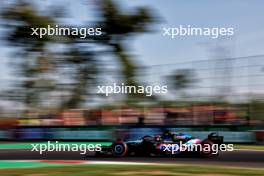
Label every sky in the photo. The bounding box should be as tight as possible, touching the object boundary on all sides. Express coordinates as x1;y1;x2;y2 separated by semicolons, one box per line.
1;0;264;102
122;0;264;65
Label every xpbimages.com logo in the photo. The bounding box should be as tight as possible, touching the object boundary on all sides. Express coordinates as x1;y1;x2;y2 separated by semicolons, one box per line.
97;83;168;96
31;25;102;38
163;25;234;39
159;141;234;154
31;141;102;155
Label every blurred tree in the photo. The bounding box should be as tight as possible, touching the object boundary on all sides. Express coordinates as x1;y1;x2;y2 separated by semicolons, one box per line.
1;0;158;110
2;2;98;110
1;2;56;109
59;44;98;109
168;69;196;99
94;0;156;104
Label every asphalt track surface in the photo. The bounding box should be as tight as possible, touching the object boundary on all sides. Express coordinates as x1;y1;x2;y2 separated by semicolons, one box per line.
0;149;263;168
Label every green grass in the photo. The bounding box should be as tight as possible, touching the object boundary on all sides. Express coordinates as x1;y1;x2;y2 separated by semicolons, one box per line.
0;160;69;169
0;164;263;176
0;142;111;149
234;144;264;150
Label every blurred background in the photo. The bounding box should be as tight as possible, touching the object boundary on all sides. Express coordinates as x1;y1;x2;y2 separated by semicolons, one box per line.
0;0;263;144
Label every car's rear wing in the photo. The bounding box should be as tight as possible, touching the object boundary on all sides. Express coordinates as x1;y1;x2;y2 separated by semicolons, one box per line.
207;133;224;144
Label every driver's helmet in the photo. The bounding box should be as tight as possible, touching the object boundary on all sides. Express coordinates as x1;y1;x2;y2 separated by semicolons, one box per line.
154;134;162;142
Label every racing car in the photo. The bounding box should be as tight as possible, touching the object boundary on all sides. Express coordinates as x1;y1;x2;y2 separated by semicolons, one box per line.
97;131;224;157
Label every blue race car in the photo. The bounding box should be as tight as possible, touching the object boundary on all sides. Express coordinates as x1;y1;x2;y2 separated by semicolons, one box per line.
98;131;224;158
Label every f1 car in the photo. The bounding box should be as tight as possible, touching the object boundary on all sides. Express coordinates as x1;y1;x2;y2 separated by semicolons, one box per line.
98;131;224;157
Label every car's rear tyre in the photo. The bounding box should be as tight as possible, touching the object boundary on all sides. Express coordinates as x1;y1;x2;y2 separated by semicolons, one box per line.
200;140;215;158
112;141;128;157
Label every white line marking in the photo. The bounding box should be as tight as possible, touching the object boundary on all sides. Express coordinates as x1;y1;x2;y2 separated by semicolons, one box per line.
234;149;264;152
